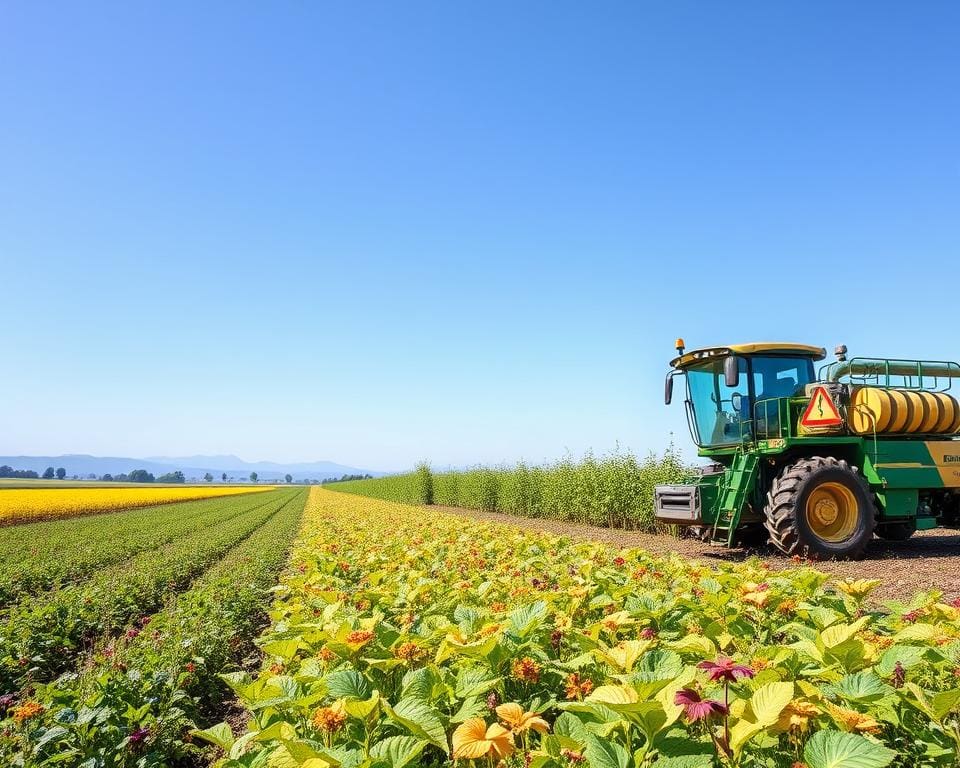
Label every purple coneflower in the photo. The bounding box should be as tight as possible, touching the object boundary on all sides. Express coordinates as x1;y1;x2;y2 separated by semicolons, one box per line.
697;656;755;683
674;689;728;722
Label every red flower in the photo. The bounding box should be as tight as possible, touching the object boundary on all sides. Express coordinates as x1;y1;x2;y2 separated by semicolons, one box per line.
612;556;626;567
674;689;728;722
640;627;656;640
697;656;755;682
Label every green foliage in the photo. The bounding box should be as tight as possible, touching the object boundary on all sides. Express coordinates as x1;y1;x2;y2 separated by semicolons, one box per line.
0;489;297;690
332;447;689;530
0;491;286;604
204;491;960;768
0;489;308;766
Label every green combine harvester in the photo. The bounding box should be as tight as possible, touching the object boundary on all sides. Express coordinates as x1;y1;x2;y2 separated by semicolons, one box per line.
655;340;960;558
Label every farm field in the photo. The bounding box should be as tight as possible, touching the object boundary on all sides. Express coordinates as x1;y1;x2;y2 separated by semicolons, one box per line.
448;506;960;604
199;489;960;768
0;484;275;525
3;485;959;767
0;485;308;766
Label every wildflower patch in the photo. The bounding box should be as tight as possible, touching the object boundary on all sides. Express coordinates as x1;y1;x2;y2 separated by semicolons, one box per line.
206;488;960;767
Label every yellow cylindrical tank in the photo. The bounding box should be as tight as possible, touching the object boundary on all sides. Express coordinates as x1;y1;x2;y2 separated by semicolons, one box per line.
903;391;927;433
886;389;911;433
848;387;960;435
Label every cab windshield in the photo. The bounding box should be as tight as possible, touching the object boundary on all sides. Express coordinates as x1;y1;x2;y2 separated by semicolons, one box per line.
685;355;816;447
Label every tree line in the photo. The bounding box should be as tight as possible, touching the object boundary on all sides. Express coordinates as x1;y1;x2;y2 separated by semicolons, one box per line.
321;473;374;484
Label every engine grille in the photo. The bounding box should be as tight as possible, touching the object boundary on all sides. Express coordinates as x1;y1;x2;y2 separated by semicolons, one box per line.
654;484;701;524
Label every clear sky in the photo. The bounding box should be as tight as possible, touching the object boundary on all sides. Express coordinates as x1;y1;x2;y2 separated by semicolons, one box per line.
1;2;957;472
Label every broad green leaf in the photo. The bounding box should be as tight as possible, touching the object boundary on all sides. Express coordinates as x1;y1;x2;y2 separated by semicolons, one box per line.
632;649;683;682
384;697;448;751
729;682;793;754
653;756;714;768
262;638;302;661
819;617;871;650
875;645;926;677
803;730;895;768
583;731;630;768
342;691;381;720
282;739;342;766
553;712;588;748
449;695;487;723
828;673;893;704
454;666;501;698
507;601;548;638
325;669;371;700
892;623;939;643
586;685;638;705
750;681;794;726
190;722;235;752
369;736;429;768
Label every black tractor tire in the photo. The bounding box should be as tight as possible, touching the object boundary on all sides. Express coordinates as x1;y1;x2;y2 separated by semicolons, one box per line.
875;522;915;541
764;457;875;560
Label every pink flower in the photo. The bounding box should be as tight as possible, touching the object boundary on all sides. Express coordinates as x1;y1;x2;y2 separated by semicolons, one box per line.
674;689;728;722
640;627;656;640
697;656;754;682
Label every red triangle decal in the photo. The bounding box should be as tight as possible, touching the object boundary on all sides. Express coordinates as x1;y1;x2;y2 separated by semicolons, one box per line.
800;386;843;427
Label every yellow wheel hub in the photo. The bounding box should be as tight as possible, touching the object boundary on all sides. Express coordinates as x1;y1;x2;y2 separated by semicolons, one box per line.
805;482;858;542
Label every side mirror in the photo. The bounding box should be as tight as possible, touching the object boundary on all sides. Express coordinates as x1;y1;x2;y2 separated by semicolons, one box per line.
724;356;740;388
665;372;675;404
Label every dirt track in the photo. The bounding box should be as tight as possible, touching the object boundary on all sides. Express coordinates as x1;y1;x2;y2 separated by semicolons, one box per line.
439;506;960;603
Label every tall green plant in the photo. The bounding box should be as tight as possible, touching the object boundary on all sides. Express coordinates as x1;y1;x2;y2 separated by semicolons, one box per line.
330;447;689;531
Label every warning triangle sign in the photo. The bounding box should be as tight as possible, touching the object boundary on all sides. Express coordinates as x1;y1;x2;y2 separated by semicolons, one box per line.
801;386;843;427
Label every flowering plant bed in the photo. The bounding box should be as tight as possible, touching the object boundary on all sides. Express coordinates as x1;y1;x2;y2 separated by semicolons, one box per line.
207;489;960;768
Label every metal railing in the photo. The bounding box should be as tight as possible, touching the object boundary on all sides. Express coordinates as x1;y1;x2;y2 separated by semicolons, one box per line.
821;357;960;392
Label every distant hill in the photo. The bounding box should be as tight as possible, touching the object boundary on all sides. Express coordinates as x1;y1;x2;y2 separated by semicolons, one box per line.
0;454;383;482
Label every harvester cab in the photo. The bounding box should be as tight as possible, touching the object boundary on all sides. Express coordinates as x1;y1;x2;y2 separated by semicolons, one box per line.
656;340;960;558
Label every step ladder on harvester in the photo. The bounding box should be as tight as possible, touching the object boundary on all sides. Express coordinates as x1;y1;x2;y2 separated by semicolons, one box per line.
709;452;759;546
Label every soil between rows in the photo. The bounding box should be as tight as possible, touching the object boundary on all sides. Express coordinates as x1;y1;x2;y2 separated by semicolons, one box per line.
438;505;960;603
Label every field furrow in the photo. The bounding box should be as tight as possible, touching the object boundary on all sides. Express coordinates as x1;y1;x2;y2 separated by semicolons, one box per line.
0;487;308;765
0;491;285;604
0;488;300;690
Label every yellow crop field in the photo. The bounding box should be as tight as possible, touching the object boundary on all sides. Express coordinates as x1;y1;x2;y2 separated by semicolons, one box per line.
0;485;275;525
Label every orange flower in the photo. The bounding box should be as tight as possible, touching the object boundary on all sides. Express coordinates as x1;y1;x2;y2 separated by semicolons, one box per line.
345;630;375;647
11;700;44;724
510;657;541;684
317;647;337;663
496;703;549;734
311;705;347;734
393;641;426;663
564;672;594;700
451;718;515;759
776;700;819;733
825;703;882;734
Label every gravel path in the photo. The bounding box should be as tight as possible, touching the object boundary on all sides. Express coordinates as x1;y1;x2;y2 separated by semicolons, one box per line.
438;506;960;603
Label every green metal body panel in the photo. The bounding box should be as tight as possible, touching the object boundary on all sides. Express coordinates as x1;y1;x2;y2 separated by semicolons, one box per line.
688;396;958;535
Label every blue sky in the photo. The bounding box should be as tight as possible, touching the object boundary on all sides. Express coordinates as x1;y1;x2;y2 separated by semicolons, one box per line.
1;2;957;472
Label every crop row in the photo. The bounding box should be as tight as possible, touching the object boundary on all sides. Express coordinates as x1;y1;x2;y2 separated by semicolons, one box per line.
0;491;286;604
0;488;299;691
205;489;960;768
0;484;273;525
0;487;309;765
332;449;688;530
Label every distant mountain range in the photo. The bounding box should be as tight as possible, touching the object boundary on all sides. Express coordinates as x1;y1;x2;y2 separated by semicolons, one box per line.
0;454;383;482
